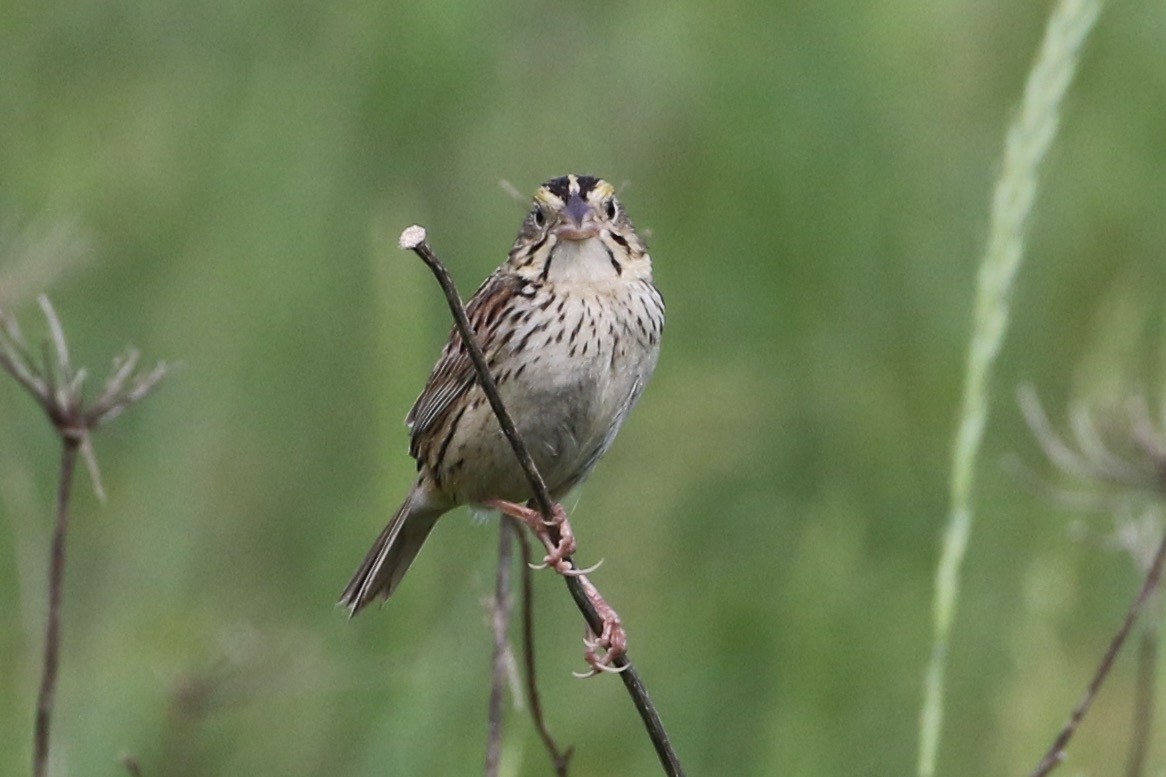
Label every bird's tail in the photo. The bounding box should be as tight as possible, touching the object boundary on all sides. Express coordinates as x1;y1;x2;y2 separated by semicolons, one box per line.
340;486;447;616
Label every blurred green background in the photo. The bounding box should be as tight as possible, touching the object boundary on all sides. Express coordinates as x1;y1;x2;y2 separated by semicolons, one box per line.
3;0;1166;774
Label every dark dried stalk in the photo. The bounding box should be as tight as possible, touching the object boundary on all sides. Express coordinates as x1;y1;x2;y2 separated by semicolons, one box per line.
32;436;79;777
515;526;572;776
0;296;167;777
1019;390;1166;777
398;226;685;777
485;519;515;777
1028;524;1166;777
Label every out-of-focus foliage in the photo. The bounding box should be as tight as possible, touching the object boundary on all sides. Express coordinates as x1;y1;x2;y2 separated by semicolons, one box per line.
1;1;1165;775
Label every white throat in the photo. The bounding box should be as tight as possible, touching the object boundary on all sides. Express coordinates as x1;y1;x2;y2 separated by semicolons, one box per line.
545;236;619;283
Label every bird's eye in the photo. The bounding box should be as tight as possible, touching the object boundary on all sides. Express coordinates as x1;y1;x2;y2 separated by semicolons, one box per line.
604;199;617;220
532;207;546;227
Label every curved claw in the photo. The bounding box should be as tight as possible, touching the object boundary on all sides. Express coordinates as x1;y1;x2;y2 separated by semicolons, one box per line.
561;558;604;577
573;657;630;679
579;621;628;677
530;557;575;574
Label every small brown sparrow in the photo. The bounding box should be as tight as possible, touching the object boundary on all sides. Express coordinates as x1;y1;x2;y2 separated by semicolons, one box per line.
341;174;664;615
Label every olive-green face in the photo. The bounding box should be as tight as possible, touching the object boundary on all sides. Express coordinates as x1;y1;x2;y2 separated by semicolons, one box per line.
521;174;623;243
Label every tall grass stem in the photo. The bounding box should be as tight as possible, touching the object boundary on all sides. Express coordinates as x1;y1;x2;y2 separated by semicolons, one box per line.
918;2;1103;775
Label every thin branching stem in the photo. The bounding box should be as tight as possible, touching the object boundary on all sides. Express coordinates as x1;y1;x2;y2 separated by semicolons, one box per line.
0;296;167;777
399;225;685;777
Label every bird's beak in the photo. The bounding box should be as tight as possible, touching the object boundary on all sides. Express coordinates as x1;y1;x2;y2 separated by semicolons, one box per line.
557;193;598;241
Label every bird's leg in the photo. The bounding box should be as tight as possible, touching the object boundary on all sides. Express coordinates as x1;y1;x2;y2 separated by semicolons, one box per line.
486;499;576;573
487;499;626;675
574;574;629;676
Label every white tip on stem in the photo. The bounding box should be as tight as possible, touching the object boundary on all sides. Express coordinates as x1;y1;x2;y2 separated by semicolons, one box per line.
399;225;427;250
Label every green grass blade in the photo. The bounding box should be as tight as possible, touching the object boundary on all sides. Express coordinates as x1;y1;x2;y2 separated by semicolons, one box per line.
918;2;1104;775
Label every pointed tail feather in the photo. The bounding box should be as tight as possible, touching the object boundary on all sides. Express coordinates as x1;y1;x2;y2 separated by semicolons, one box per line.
340;488;447;615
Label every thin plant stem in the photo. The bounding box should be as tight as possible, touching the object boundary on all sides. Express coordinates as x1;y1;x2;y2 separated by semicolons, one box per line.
33;436;80;777
1;297;167;777
396;229;554;518
515;526;572;776
399;225;685;777
485;520;515;777
919;2;1103;774
1029;526;1166;777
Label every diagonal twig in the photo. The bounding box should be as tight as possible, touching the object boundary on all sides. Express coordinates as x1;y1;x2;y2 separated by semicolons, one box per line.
1028;524;1166;777
398;225;685;777
1019;392;1166;777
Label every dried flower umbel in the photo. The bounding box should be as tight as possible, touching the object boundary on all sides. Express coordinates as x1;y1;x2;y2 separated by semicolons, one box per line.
1;295;167;777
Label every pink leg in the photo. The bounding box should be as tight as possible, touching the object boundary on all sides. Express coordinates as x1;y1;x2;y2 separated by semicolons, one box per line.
576;574;628;676
486;499;627;676
485;499;577;573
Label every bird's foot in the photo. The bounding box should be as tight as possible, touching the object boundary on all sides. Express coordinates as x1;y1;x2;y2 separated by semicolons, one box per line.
573;576;629;678
486;499;577;573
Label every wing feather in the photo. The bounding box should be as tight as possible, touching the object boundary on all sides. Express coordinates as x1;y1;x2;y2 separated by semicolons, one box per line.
406;272;521;457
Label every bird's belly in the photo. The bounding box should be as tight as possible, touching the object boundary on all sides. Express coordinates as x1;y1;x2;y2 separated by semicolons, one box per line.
438;336;655;506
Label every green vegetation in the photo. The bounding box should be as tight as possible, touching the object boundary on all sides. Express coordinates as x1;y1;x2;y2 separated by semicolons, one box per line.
2;1;1165;774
